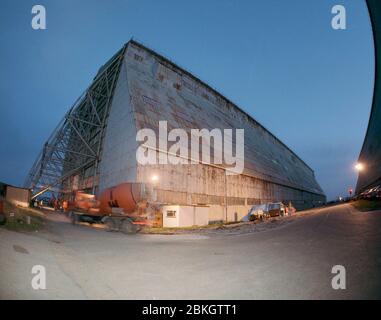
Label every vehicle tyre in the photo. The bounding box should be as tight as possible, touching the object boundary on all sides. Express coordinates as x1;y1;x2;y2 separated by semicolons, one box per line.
120;219;137;234
71;213;79;225
103;217;116;232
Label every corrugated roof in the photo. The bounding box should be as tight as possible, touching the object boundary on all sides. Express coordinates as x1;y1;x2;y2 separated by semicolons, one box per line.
120;39;324;195
126;39;315;174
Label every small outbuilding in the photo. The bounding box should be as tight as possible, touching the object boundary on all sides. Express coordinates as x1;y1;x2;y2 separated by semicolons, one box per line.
5;184;30;208
162;205;209;228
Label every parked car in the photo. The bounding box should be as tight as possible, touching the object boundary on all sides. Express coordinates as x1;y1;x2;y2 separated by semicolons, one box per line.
359;185;381;199
245;202;290;221
359;189;370;199
364;188;374;199
360;186;381;199
368;185;381;199
376;186;381;198
247;204;268;221
267;202;286;217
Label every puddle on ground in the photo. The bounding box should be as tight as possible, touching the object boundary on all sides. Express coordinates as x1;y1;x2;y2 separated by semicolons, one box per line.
13;245;29;254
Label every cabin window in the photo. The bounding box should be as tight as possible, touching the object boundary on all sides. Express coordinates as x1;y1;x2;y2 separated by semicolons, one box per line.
166;210;176;218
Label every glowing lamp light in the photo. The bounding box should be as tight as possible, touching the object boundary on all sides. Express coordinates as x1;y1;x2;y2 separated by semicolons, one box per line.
151;175;159;182
355;163;364;172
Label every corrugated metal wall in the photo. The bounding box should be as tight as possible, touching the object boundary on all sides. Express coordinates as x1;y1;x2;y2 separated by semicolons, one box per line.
99;41;325;217
356;0;381;193
99;59;138;191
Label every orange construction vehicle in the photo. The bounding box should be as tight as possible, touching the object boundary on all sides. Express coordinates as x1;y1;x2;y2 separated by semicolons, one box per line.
68;183;156;234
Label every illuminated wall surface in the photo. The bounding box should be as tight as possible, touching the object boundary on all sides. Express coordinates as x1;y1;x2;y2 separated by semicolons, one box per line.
27;39;326;216
356;0;381;193
98;41;325;213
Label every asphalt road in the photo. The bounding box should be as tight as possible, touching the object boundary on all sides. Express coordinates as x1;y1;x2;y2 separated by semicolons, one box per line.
0;203;380;299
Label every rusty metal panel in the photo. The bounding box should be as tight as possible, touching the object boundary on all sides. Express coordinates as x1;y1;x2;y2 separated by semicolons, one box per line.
96;40;325;210
124;41;324;197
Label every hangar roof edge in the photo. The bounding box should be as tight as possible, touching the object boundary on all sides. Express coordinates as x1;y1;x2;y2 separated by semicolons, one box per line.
123;39;315;175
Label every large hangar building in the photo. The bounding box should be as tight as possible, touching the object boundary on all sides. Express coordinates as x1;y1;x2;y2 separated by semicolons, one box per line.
356;0;381;194
25;40;325;223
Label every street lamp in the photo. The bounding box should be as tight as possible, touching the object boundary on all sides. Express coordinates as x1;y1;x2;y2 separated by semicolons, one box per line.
355;163;364;172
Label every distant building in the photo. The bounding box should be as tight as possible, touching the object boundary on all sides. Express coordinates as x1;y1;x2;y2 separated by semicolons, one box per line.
0;182;6;198
0;181;30;207
25;40;325;222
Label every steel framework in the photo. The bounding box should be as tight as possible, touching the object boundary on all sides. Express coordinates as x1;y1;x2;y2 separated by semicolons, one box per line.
25;45;126;199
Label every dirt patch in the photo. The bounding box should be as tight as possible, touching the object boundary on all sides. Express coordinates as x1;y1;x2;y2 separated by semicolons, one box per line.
141;215;300;236
0;201;45;233
13;244;29;254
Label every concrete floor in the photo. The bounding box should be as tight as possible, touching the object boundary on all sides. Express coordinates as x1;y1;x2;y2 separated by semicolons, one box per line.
0;203;380;299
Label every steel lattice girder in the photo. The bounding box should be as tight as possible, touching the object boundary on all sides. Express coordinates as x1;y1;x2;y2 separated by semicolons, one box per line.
25;45;127;198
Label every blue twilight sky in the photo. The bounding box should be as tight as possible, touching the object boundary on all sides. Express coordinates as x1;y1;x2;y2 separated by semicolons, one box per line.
0;0;374;200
